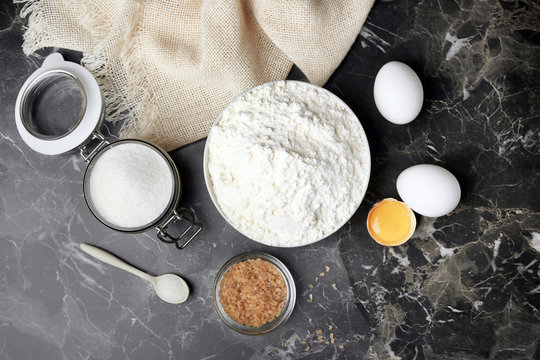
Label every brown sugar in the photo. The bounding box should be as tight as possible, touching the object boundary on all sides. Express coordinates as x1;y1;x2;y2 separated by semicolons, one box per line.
219;258;287;327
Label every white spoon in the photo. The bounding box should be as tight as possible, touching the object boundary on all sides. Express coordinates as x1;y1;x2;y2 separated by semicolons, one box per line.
80;244;189;304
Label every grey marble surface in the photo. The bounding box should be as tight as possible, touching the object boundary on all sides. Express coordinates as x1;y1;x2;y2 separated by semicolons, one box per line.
1;0;539;359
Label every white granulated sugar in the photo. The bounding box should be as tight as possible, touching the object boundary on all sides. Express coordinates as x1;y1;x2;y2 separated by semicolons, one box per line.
206;81;370;247
89;142;174;229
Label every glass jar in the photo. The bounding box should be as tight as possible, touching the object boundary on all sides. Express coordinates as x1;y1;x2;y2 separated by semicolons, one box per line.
15;53;202;249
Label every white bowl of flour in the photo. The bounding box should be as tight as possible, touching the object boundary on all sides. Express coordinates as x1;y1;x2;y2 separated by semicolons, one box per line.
204;81;371;247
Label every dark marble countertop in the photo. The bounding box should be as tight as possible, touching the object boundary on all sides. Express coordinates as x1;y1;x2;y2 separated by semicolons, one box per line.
1;1;539;359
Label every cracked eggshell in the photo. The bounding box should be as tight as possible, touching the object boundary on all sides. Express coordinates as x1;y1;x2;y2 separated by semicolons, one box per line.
373;61;423;125
396;164;461;217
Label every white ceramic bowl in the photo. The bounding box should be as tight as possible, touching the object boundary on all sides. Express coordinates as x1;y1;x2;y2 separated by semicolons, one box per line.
203;80;371;247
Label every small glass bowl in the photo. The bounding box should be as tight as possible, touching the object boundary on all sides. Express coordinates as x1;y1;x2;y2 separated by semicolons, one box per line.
213;253;296;335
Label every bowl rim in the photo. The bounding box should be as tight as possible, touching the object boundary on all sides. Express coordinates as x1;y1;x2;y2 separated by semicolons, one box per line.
213;252;296;335
203;80;371;247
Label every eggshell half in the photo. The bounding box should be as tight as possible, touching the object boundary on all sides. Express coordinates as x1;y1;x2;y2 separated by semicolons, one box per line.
396;164;461;217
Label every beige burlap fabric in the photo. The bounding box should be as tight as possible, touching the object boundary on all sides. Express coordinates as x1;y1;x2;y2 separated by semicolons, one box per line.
18;0;374;151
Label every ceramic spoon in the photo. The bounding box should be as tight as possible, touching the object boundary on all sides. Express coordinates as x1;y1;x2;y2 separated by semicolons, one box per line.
80;244;189;304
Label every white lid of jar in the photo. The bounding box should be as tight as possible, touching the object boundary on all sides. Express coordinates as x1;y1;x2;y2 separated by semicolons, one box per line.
14;53;103;155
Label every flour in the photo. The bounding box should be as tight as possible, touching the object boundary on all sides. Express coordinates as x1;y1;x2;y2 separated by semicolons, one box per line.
88;142;174;229
206;81;370;246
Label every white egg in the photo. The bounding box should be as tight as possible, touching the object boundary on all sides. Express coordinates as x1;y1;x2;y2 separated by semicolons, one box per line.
373;61;424;125
396;164;461;217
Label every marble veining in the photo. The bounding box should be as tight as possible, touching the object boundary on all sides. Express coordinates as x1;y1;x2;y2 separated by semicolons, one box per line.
1;0;539;359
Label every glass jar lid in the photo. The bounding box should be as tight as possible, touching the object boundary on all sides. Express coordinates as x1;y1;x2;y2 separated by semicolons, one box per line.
15;53;103;155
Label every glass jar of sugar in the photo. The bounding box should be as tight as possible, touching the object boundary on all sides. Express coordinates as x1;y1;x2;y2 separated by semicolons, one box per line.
14;53;202;249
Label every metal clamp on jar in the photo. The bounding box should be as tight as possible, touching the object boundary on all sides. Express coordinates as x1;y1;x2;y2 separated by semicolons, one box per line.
15;53;202;250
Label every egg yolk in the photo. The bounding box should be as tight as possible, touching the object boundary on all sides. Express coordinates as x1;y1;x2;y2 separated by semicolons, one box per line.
367;198;415;246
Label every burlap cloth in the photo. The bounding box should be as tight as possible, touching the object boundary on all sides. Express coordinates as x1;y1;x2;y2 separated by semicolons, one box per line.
18;0;374;151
